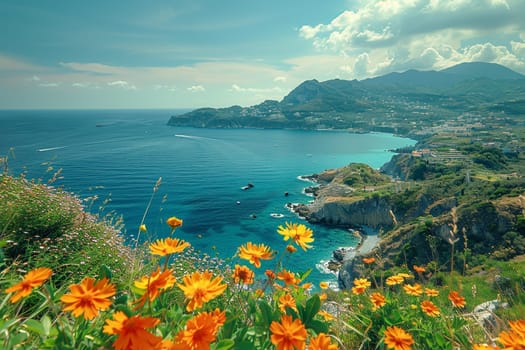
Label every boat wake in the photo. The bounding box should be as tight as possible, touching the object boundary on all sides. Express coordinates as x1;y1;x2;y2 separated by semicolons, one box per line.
37;146;67;152
174;134;217;141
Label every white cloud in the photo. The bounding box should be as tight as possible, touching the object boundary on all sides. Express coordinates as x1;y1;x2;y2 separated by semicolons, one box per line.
107;80;137;90
273;76;287;83
39;82;59;87
187;85;205;92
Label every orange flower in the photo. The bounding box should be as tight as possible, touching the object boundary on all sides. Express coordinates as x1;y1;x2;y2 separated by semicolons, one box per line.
363;257;376;264
277;269;299;286
238;242;274;268
103;311;162;350
472;345;501;350
150;237;190;256
384;326;414;350
270;315;307;350
277;222;314;251
309;333;338;350
166;216;183;229
60;277;116;320
319;281;329;290
448;291;466;308
278;293;298;313
265;269;276;280
403;283;423;296
509;320;525;337
232;264;254;285
134;268;176;309
413;265;426;273
420;300;440;317
370;292;386;311
286;244;298;253
175;308;226;349
497;320;525;349
386;275;404;286
5;267;52;303
177;271;227;311
352;278;371;295
424;288;439;297
318;310;335;321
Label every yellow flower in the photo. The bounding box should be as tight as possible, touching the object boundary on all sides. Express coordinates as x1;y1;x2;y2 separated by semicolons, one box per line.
424;288;439;297
238;242;274;268
403;283;423;296
397;273;413;279
60;277;116;320
166;216;183;229
103;311;162;350
277;222;314;251
5;267;52;303
384;326;414;350
278;293;298;313
134;267;176;309
319;281;329;290
386;275;404;286
139;224;147;232
277;269;299;286
420;300;440;317
309;333;338;350
177;271;227;311
175;308;226;349
370;292;386;311
232;264;254;285
270;315;307;350
149;237;190;256
352;278;371;295
448;291;466;308
318;310;335;321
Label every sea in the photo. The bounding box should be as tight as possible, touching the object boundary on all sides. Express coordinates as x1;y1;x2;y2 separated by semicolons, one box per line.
0;109;416;288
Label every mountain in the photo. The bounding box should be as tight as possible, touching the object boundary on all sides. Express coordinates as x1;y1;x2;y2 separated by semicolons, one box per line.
168;62;525;133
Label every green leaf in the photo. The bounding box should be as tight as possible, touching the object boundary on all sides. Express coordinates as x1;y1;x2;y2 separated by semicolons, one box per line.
307;319;329;334
257;300;275;328
302;294;321;324
233;341;257;350
213;339;235;350
100;264;113;280
23;319;46;336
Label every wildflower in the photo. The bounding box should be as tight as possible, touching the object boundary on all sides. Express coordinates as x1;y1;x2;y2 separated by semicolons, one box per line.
166;216;183;229
134;268;176;308
403;283;423;296
178;271;227;311
238;242;274;268
424;288;439;297
472;345;501;350
5;267;52;303
319;293;327;301
363;257;376;264
498;320;525;349
277;222;314;251
448;291;466;308
420;300;440;317
270;315;307;350
60;277;116;320
384;326;414;350
352;278;371;295
397;273;413;279
319;281;329;289
318;310;335;321
286;244;297;253
175;309;226;349
309;333;338;350
413;265;426;273
103;311;162;350
509;320;525;336
150;237;190;256
265;269;276;280
386;275;404;286
279;293;298;313
300;282;312;290
277;269;299;286
232;264;254;285
139;224;147;232
370;292;386;311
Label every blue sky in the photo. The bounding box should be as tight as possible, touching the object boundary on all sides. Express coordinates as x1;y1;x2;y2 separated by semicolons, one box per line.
2;0;525;109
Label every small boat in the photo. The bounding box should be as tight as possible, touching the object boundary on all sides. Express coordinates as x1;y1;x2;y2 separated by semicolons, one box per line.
241;183;254;190
270;213;284;218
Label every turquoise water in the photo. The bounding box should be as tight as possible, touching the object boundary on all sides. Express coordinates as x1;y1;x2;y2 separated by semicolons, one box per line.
0;109;416;286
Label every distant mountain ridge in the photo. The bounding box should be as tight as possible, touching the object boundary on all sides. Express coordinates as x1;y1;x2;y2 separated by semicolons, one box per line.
168;62;525;133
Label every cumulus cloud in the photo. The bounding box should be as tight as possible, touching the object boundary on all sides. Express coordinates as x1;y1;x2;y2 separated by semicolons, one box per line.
187;85;205;92
299;0;525;77
107;80;136;90
230;84;284;94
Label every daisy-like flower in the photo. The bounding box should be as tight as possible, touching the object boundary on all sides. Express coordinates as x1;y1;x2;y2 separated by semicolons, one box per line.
238;242;274;268
509;320;525;336
472;345;501;350
498;320;525;349
277;222;314;251
5;267;52;303
370;292;386;311
386;275;404;286
270;315;307;350
424;288;439;297
420;300;440;317
448;291;466;308
175;308;226;349
397;273;413;279
103;311;162;350
177;271;227;311
352;278;371;295
232;264;254;285
319;281;329;290
150;237;190;256
277;269;299;286
278;293;298;313
60;277;116;320
384;326;414;350
134;267;176;309
363;257;376;264
166;216;183;229
403;283;423;296
309;333;338;350
318;310;335;321
265;269;276;280
139;224;147;232
413;265;426;273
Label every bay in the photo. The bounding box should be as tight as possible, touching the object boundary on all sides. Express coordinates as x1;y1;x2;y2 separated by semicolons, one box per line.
0;109;416;287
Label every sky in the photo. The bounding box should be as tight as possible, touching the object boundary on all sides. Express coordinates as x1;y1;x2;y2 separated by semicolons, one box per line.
1;0;525;109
